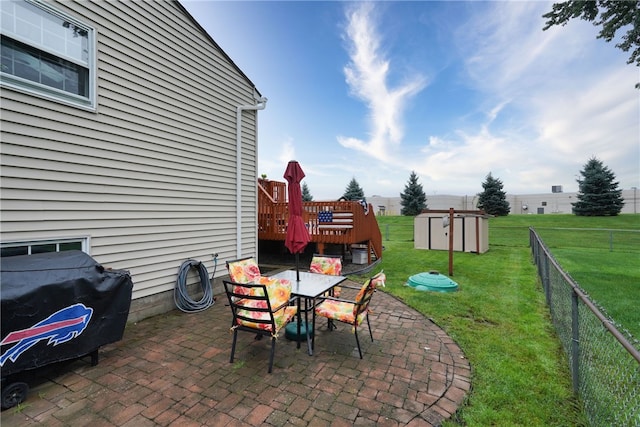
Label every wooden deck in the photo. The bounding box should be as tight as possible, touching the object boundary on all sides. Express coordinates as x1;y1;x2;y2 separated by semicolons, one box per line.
258;179;383;264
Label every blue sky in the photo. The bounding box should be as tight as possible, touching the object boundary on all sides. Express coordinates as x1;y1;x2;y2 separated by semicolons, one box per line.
182;1;639;200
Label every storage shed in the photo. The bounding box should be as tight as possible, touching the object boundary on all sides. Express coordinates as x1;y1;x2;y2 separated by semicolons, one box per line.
414;210;489;254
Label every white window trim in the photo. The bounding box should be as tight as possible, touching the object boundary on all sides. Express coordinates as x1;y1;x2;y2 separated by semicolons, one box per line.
0;0;97;111
1;236;91;256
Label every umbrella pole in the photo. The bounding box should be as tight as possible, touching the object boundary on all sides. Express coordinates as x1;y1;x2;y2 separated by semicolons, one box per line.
295;253;300;282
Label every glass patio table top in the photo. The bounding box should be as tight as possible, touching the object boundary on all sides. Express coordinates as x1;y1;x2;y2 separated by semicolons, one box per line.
270;270;347;355
270;270;347;298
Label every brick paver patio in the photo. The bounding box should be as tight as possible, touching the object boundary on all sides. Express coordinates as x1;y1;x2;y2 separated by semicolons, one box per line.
1;281;471;426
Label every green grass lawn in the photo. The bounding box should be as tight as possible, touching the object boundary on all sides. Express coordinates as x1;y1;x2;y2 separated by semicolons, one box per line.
367;213;639;426
532;226;640;341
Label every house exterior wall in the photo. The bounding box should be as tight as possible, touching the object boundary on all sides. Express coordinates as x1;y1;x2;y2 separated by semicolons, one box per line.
370;189;639;216
1;0;261;321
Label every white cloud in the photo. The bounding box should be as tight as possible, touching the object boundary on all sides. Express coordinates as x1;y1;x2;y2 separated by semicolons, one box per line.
411;1;639;194
277;137;296;165
416;125;519;184
258;137;297;181
530;65;639;189
338;2;427;161
250;0;638;199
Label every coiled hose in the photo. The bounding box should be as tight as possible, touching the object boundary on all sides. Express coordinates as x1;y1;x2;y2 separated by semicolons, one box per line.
175;258;215;313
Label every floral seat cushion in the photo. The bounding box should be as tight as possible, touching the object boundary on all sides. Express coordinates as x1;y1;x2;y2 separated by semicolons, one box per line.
232;276;292;308
355;271;385;301
310;255;343;297
227;257;261;283
371;271;386;288
310;256;342;276
235;303;297;334
314;299;367;326
232;277;296;335
315;272;386;328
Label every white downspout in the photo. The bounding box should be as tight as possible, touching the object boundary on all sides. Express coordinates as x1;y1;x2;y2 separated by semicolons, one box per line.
236;94;267;259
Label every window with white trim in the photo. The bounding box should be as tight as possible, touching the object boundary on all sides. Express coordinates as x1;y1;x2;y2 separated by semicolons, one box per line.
1;238;88;258
0;0;95;109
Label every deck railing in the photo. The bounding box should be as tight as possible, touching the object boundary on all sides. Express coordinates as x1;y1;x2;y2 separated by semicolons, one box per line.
258;180;382;263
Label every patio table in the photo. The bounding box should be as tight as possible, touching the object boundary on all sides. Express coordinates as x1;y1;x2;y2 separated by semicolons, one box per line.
270;270;347;356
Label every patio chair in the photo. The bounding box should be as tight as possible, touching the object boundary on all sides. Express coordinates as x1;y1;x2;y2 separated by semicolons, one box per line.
226;256;296;339
309;253;343;296
309;253;342;276
309;254;343;330
314;271;385;359
223;279;297;373
226;256;262;283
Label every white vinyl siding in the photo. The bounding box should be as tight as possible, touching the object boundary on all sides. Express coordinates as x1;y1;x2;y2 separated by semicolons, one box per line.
0;0;260;301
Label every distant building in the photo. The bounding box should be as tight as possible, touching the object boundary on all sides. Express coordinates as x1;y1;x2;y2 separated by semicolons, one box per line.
368;188;639;215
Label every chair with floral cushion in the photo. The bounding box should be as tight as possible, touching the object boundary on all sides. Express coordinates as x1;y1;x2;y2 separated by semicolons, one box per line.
309;254;343;330
309;253;343;294
309;254;342;276
226;257;297;339
226;257;263;283
313;271;385;359
223;278;297;373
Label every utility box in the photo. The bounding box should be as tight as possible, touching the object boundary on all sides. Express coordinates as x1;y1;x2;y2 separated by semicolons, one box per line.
352;249;368;264
350;244;368;264
414;210;489;254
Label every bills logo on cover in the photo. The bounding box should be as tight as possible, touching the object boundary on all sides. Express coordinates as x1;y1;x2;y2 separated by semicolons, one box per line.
0;303;93;366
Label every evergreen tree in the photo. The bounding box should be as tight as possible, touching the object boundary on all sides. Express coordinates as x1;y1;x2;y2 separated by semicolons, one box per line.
400;171;427;216
301;182;313;202
572;157;623;216
477;172;510;216
342;177;365;201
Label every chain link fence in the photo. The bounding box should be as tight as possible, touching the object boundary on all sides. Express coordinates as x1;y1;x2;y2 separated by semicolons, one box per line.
530;228;640;426
380;223;414;241
534;227;640;253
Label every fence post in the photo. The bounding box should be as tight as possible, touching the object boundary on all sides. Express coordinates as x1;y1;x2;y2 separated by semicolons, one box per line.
571;290;580;394
530;229;551;305
609;231;613;252
543;254;551;306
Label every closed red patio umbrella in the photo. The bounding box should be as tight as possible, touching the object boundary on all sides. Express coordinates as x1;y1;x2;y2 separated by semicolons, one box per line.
284;161;310;281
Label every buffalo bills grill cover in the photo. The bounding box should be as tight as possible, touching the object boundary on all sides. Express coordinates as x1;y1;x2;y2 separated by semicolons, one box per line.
1;250;133;377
